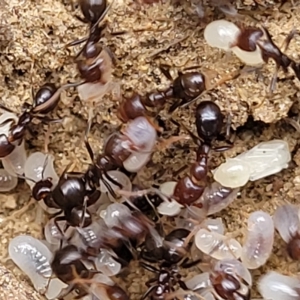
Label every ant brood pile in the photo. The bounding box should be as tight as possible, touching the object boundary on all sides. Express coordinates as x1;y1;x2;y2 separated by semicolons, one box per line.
1;1;299;300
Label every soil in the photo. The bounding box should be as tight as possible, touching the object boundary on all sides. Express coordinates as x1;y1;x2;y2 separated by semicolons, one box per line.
0;0;299;299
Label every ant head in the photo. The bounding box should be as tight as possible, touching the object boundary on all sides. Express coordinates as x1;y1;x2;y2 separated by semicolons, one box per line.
32;178;53;201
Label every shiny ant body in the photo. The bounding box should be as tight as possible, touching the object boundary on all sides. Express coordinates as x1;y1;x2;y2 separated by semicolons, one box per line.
67;0;115;84
0;83;78;158
51;244;129;300
140;228;201;299
172;101;232;206
234;26;300;91
118;68;206;122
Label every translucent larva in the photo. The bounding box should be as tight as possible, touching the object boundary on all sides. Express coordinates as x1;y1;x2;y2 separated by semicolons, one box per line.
0;168;18;192
241;211;274;269
195;228;242;260
204;20;240;51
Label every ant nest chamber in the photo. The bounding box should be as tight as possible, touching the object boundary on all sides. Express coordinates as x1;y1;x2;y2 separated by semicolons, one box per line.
1;0;300;299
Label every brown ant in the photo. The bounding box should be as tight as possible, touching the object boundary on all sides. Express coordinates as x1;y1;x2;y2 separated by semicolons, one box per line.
0;82;79;158
118;64;240;119
141;228;192;264
117;67;206;118
51;244;129;299
172;101;233;206
231;25;300;92
210;269;251;300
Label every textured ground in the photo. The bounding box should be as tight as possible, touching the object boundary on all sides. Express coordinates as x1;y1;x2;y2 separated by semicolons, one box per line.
0;0;300;299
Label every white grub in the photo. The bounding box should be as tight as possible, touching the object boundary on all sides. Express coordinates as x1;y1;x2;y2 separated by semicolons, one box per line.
100;170;131;202
195;228;242;260
76;218;106;249
0;168;18;191
213;140;291;187
158;181;183;216
45;278;68;300
274;204;300;243
77;49;121;104
44;218;74;246
231;46;264;66
258;271;300;300
204;19;240;51
213;259;252;286
24;152;59;190
122;117;157;173
235;140;291;181
95;249;122;276
198;182;239;215
103;203;131;228
185;272;211;291
2;140;27;176
8;235;53;294
241;211;274;269
213;159;251;188
202;218;225;235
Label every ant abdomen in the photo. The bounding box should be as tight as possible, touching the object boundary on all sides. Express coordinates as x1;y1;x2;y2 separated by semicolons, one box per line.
33;83;59;114
79;0;107;25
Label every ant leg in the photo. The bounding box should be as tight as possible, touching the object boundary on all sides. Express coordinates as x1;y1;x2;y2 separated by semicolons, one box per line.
156;135;190;151
181;258;202;268
90;0;115;32
159;64;173;81
281;28;298;52
54;216;67;248
32;81;85;114
145;277;158;287
74;15;88;24
65;35;89;48
140;262;160;273
80;197;88;228
170;118;202;146
141;285;158;300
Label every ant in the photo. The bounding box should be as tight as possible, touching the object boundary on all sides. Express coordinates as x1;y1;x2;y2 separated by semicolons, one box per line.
30;159;101;240
205;20;300;92
117;67;206;118
118;64;240;119
140;228;201;299
140;228;192;264
233;26;300;92
172;100;233;206
210;271;251;300
0;82;79;158
51;244;129;299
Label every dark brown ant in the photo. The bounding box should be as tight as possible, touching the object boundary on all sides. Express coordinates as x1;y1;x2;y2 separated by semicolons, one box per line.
140;261;190;300
51;244;129;299
232;26;300;92
172;101;232;206
117;69;206;119
0;82;79;158
210;270;251;300
141;228;192;264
